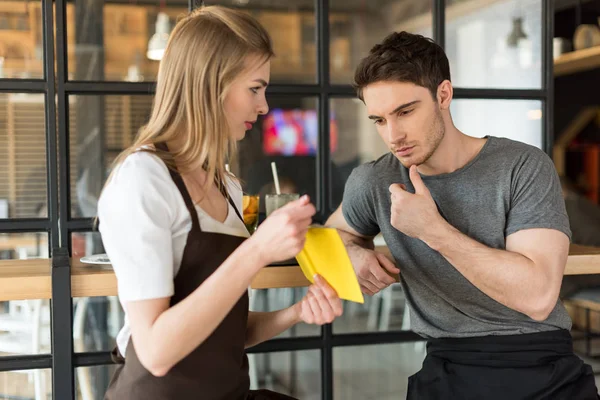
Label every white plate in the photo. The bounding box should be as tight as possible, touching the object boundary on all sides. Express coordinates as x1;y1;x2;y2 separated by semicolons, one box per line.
80;254;111;265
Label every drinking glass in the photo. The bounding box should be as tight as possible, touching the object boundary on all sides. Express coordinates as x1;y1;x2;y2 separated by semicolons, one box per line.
242;195;260;233
265;193;300;216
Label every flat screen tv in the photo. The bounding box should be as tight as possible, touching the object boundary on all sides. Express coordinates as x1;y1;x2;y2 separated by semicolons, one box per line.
262;108;338;156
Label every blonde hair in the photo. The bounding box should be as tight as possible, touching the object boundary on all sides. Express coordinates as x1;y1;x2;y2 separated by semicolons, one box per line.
103;6;273;201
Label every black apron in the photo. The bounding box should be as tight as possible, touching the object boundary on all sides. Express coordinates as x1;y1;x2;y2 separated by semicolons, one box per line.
105;144;296;400
407;329;599;399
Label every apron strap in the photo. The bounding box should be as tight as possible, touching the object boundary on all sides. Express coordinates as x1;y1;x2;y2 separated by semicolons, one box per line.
154;142;245;231
155;142;202;233
227;195;244;225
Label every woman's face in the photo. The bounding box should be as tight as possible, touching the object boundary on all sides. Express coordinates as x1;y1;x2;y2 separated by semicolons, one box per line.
223;56;271;141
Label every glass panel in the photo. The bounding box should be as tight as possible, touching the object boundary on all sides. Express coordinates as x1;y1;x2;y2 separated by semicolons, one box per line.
75;365;118;400
0;298;51;355
330;97;388;210
70;95;320;218
68;1;316;83
329;0;433;84
0;1;44;79
72;232;119;355
333;343;425;399
0;93;47;219
0;369;52;399
71;295;120;354
250;350;320;398
445;0;542;89
333;283;410;334
0;232;48;259
237;96;318;214
66;2;186;81
69;95;153;218
72;231;104;260
204;1;316;84
450;99;543;148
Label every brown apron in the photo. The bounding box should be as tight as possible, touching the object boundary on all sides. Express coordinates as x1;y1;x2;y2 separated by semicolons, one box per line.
104;145;296;400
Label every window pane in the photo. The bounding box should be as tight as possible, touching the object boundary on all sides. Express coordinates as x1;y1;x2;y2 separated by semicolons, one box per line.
237;96;318;212
445;0;542;89
0;298;51;355
69;95;153;218
250;350;320;398
67;2;186;81
332;283;412;335
0;369;52;399
0;232;48;259
450;99;543;149
76;365;118;400
0;2;44;79
69;95;320;218
330;98;394;300
330;97;387;210
333;344;425;399
67;1;317;83
71;295;120;353
205;1;316;84
329;0;433;84
0;93;47;219
72;232;119;354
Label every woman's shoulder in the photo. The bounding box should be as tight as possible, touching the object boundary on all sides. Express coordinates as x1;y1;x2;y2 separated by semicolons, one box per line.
109;150;170;185
98;150;177;214
224;173;243;196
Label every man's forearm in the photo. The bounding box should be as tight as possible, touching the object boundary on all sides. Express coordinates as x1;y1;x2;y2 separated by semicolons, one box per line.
336;229;375;250
425;222;558;321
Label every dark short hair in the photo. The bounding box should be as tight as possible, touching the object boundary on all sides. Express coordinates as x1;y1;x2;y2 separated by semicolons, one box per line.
353;31;451;100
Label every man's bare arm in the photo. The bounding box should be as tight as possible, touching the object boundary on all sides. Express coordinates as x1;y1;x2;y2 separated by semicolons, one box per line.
326;205;399;295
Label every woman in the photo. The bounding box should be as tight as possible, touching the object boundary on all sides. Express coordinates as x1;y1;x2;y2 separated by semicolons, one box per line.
98;6;343;400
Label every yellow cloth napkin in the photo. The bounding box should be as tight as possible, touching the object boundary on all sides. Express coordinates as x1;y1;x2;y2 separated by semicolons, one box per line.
296;227;364;303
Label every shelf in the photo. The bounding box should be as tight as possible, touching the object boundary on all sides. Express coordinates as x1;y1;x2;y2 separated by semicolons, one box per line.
554;46;600;77
1;244;600;301
0;258;308;301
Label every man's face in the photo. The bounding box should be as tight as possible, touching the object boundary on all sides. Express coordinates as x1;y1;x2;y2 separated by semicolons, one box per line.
362;81;445;168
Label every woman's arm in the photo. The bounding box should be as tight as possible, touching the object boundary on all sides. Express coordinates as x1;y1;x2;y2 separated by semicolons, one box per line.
125;195;316;377
244;275;343;348
127;238;264;377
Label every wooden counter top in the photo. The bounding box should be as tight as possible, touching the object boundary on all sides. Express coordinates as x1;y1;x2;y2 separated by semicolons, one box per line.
1;244;600;301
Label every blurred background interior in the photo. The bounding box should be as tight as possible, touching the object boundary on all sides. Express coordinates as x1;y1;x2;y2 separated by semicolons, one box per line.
1;0;600;399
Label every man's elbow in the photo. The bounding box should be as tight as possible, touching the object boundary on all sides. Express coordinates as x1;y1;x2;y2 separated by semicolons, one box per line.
526;293;558;322
527;307;553;322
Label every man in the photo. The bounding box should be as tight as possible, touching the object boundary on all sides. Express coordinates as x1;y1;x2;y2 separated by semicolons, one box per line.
326;31;599;399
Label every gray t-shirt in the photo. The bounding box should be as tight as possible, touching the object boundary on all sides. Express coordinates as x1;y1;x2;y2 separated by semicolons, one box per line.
343;136;573;338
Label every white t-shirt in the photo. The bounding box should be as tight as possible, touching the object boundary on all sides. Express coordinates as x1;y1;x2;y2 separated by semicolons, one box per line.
97;151;249;356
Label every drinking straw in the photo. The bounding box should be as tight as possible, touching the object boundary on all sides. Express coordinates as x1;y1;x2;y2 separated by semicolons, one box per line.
271;162;281;195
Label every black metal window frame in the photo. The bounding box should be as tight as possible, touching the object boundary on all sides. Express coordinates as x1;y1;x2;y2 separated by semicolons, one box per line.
0;0;554;399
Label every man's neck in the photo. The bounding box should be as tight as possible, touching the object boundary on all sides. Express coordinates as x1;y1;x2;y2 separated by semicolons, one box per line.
418;126;486;176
